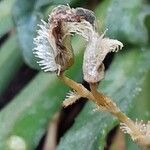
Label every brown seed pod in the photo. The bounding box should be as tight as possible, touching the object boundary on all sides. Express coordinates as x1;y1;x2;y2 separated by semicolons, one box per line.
33;5;96;74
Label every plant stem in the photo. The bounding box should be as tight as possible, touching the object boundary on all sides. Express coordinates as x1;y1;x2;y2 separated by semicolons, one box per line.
89;83;143;138
58;72;94;99
58;73;143;140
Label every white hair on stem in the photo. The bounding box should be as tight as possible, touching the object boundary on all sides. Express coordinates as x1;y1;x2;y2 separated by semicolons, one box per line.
62;90;81;107
120;120;150;146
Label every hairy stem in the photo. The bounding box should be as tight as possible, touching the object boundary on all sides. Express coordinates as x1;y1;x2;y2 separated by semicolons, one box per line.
58;72;94;99
59;73;143;141
90;83;143;139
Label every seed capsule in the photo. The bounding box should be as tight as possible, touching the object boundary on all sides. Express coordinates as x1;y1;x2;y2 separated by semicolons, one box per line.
33;5;96;74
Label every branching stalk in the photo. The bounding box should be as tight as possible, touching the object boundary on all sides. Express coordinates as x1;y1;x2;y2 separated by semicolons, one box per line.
59;72;148;147
89;83;144;142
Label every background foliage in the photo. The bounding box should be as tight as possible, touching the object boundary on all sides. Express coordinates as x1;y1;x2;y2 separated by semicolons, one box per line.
0;0;149;149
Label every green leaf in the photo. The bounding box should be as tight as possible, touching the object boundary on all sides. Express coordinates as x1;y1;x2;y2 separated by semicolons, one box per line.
0;0;15;36
0;34;23;95
95;0;150;45
12;0;43;69
12;0;81;69
0;36;85;149
57;48;150;150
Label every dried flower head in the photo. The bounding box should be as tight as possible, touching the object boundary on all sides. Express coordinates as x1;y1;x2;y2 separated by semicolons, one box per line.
33;5;96;74
120;120;150;146
83;29;123;83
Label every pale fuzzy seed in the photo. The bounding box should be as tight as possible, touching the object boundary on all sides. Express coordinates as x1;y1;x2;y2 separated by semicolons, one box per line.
83;30;123;83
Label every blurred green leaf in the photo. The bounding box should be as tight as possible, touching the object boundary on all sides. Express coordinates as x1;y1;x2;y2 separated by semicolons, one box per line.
12;0;45;69
95;0;150;45
12;0;81;69
126;71;150;149
0;0;15;36
0;37;85;149
0;34;23;95
57;48;150;150
35;0;80;9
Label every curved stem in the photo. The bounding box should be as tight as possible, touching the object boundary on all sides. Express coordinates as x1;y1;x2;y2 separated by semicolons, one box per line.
58;73;143;141
58;72;94;99
89;83;143;139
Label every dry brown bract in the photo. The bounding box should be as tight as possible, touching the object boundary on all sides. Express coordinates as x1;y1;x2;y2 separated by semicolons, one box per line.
33;5;96;74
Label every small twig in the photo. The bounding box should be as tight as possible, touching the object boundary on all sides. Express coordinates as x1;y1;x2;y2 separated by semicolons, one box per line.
43;113;60;150
59;73;145;146
58;72;94;100
89;83;144;142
